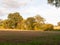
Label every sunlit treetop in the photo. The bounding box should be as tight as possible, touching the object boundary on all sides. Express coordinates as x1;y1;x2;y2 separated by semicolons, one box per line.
48;0;60;8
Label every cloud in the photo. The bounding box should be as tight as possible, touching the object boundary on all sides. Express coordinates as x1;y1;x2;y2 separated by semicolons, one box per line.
0;8;6;16
0;0;32;18
0;11;4;16
1;0;30;9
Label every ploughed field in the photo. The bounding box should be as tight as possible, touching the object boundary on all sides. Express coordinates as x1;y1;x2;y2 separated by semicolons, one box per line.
0;30;60;45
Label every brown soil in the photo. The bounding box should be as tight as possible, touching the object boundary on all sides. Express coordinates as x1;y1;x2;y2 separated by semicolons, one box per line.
0;30;60;43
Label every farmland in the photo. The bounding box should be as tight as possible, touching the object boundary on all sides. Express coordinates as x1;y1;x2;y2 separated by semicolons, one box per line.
0;30;60;45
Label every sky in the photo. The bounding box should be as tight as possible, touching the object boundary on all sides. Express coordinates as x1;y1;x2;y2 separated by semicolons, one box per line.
0;0;60;25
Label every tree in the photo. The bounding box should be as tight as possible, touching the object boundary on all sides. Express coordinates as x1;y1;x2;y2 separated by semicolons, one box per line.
0;20;4;29
3;20;9;29
0;19;2;26
48;0;60;7
8;12;23;23
3;19;15;29
8;12;23;28
33;22;42;30
57;22;60;26
16;19;27;30
41;24;54;31
34;15;45;24
25;17;36;30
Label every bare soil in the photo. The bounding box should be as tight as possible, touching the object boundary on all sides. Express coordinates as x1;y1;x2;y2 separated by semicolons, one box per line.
0;30;60;45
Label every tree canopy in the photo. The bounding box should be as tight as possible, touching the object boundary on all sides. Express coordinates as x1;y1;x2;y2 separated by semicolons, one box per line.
0;12;55;31
48;0;60;7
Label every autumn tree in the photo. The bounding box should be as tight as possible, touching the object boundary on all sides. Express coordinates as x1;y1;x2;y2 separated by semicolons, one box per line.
57;22;60;26
3;19;14;29
33;22;42;30
0;19;4;29
17;19;27;30
41;24;54;31
0;19;2;26
8;12;23;23
25;17;36;30
34;15;45;24
7;12;23;29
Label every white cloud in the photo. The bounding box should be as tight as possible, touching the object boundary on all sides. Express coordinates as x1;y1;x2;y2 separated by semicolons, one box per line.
0;10;4;16
1;0;31;9
0;8;7;16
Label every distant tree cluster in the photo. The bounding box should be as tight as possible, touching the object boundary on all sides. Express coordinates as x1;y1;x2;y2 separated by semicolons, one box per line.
0;12;54;31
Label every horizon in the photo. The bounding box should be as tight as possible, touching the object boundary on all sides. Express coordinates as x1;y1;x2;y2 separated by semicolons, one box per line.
0;0;60;25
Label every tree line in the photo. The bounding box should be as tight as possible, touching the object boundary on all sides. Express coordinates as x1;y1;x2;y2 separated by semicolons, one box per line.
0;12;55;31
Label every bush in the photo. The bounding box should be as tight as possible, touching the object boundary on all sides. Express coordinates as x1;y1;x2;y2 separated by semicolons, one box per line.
41;24;54;31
